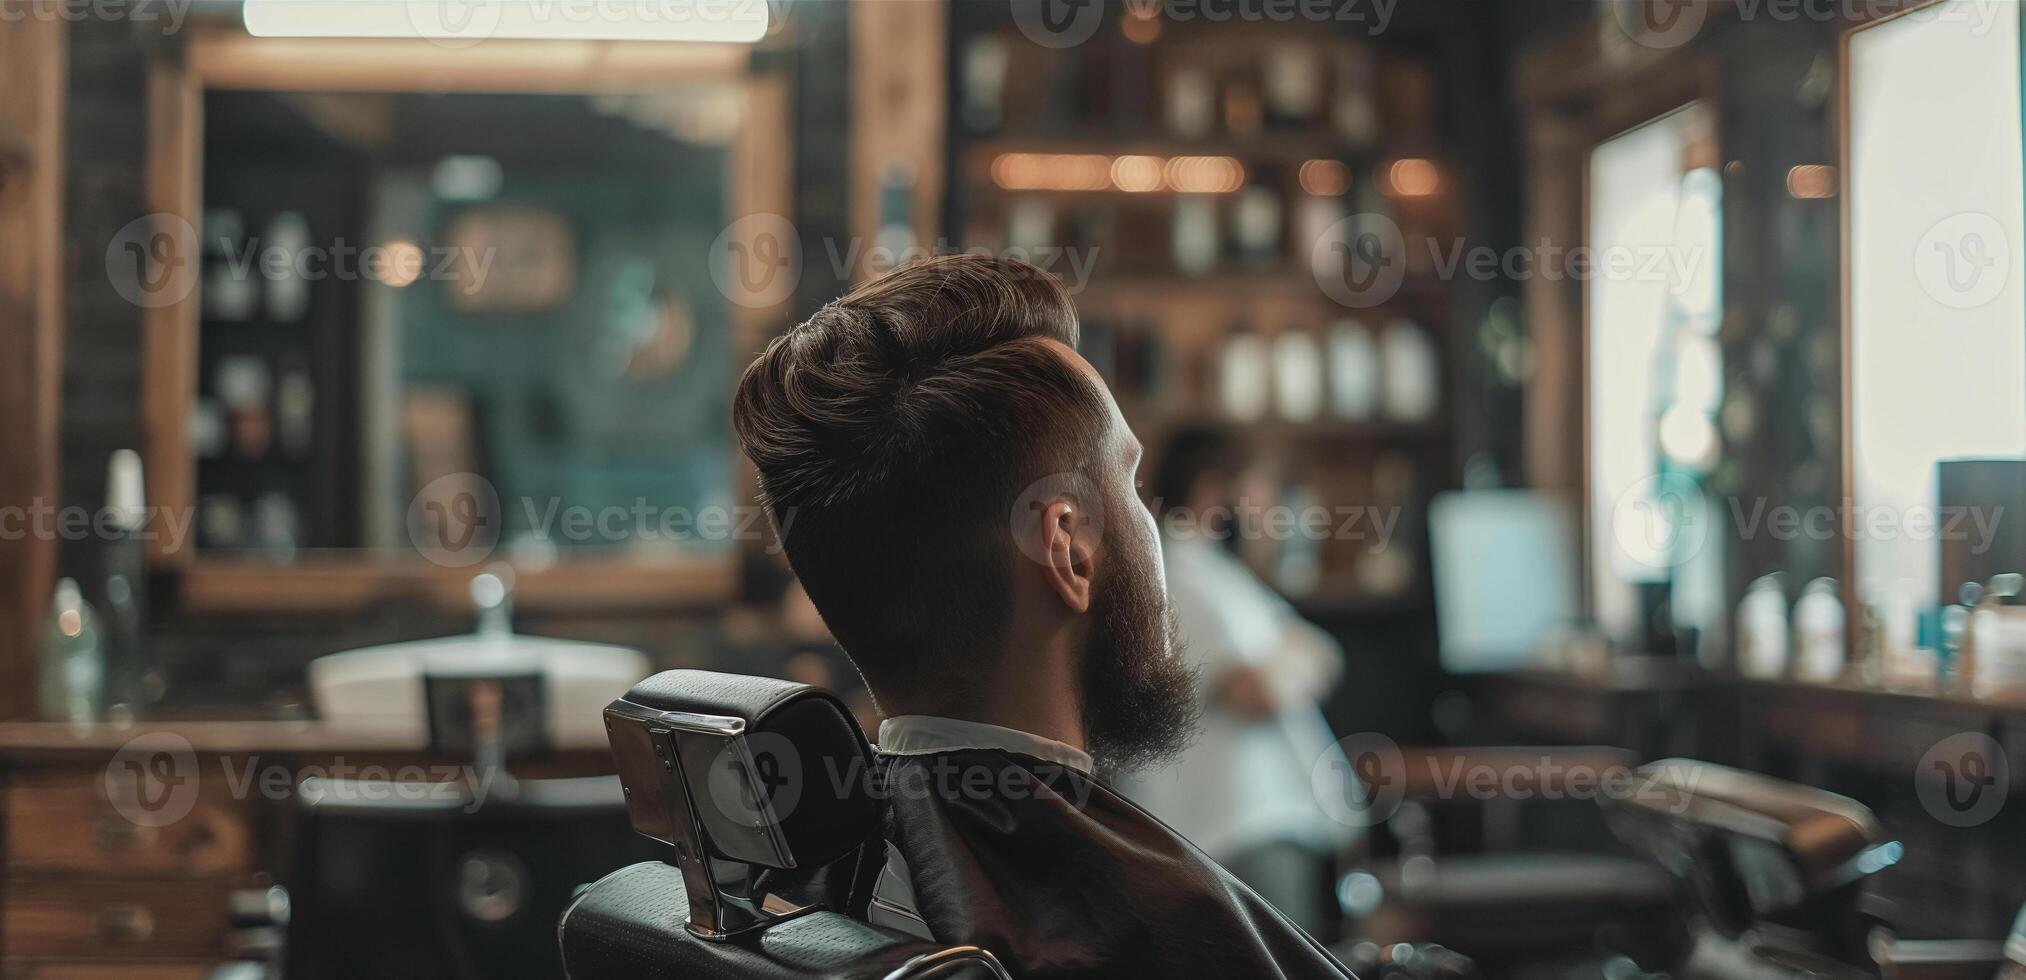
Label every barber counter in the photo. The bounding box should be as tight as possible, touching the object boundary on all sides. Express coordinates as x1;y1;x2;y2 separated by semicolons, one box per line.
0;720;622;979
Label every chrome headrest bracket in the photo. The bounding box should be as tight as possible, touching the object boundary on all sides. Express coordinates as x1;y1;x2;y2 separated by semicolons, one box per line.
603;698;806;940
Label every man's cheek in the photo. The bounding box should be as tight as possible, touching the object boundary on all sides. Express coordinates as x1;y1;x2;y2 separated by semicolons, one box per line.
1129;497;1168;592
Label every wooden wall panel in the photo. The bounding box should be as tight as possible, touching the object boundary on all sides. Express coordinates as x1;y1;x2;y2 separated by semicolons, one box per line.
848;0;946;282
0;16;69;719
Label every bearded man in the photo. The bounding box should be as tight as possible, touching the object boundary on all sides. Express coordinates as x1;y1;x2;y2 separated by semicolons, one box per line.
732;254;1355;978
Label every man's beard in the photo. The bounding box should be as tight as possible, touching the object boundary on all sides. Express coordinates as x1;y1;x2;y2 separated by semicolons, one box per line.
1080;534;1199;776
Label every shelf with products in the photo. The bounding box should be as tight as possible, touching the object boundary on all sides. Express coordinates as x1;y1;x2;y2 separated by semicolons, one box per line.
945;7;1458;615
950;7;1441;153
948;7;1457;284
1087;304;1450;611
1123;412;1446;447
957;134;1447;172
191;126;365;559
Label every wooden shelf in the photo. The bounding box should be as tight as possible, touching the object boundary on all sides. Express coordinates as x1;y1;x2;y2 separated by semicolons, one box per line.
170;551;737;616
1121;411;1446;445
960;132;1392;169
1075;270;1459;308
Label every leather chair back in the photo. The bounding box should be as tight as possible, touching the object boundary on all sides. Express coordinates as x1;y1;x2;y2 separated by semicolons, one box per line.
564;670;1010;980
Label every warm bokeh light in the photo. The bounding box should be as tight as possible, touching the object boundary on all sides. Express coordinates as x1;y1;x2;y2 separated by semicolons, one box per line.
1121;8;1162;44
1164;155;1246;194
1112;155;1166;192
990;152;1113;191
380;239;426;288
990;152;1241;193
1299;159;1351;196
1385;158;1441;197
1785;164;1837;199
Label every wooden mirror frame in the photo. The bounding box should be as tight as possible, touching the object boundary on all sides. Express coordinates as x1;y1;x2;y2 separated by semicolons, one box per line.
141;28;791;615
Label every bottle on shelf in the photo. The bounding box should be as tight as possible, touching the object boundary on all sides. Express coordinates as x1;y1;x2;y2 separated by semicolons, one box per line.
1274;477;1324;598
960;35;1009;134
1791;577;1846;683
217;355;274;458
1165;65;1216;139
1219;326;1272;423
1172;196;1220;276
277;367;315;457
1970;573;2026;700
263;211;313;323
203;208;258;321
1294;188;1348;274
254;492;302;561
1273;329;1324;422
1006;197;1055;255
1263;41;1323;128
1330;46;1382;148
1232;186;1283;270
1736;573;1790;679
39;579;105;723
101;449;154;713
1379;318;1440;422
1221;64;1265;140
1326;319;1379;421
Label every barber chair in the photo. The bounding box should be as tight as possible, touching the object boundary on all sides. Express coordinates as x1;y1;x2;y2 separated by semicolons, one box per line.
558;670;1009;979
1604;759;2013;980
287;773;653;979
287;651;655;979
1340;746;1678;971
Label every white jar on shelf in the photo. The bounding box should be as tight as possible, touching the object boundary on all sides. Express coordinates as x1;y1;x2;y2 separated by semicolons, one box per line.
1326;319;1378;420
1379;318;1439;422
1736;574;1790;679
1791;578;1846;683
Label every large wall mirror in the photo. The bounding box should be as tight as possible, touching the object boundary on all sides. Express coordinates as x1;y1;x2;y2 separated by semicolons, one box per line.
1583;93;1726;652
1846;0;2025;632
141;31;789;613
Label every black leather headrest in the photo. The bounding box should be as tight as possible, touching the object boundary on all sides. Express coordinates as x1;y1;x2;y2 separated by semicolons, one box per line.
1606;759;1891;930
605;670;877;873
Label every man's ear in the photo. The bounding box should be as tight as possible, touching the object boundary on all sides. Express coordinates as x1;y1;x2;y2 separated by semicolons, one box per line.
1036;496;1096;614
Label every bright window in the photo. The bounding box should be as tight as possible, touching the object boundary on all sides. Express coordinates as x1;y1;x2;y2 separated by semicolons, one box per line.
1587;103;1723;640
1849;0;2026;611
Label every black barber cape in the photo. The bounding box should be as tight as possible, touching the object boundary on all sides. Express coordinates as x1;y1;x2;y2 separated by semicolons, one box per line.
875;747;1357;979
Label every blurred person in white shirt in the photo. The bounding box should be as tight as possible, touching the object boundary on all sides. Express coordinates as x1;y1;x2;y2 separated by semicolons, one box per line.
1114;426;1356;935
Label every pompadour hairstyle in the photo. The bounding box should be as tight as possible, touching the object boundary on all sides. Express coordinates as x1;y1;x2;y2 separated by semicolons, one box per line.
733;254;1111;701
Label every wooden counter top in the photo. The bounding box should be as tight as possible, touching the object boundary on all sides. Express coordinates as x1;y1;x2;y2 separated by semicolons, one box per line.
0;719;426;757
1493;662;2026;714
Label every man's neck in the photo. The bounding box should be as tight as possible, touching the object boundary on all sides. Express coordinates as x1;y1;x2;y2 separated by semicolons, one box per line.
877;626;1086;750
892;691;1085;750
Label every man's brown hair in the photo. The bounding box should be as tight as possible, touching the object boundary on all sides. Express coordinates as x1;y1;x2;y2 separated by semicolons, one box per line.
733;254;1111;703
